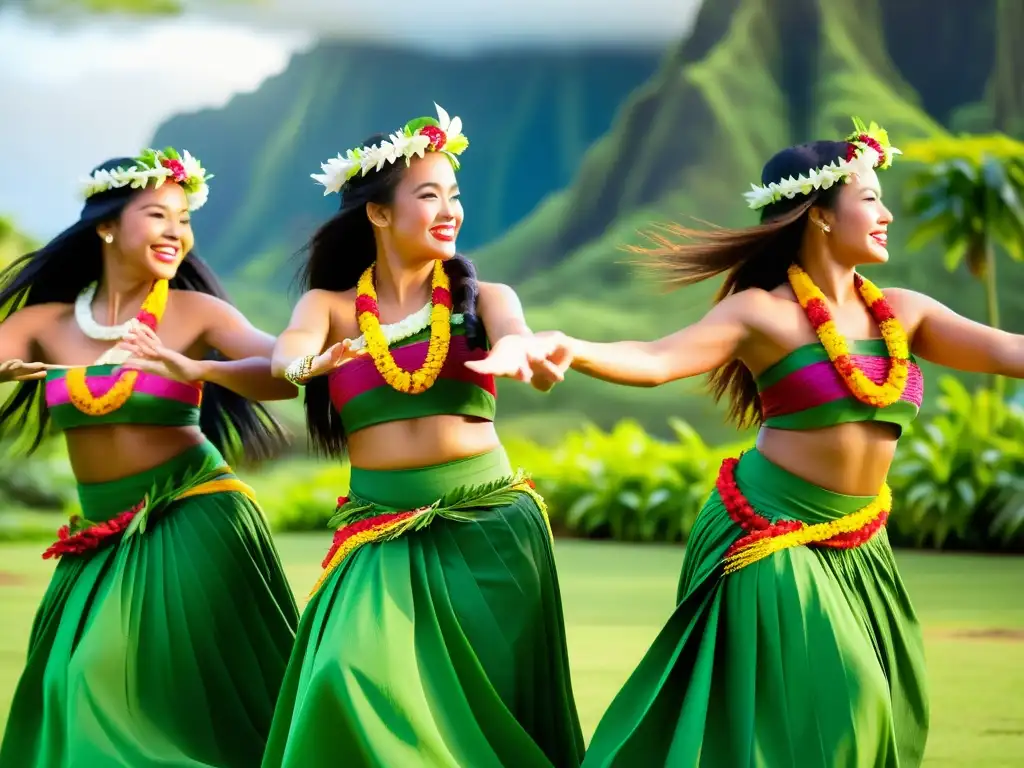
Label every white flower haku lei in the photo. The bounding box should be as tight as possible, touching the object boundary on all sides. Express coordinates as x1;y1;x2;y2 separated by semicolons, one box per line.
80;148;213;211
743;119;901;210
312;103;469;195
349;302;465;351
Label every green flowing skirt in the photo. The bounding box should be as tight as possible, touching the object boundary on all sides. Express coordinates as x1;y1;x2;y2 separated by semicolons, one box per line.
263;448;585;768
0;441;299;768
582;449;929;768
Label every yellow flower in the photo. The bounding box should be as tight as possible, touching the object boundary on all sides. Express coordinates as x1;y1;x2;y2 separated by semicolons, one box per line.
787;264;909;408
355;261;453;394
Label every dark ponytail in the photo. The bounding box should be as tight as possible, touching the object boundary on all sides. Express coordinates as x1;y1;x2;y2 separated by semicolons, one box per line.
0;158;287;464
628;140;849;428
297;135;483;458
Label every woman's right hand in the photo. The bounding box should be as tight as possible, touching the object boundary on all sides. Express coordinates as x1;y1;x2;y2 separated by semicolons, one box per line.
306;340;367;378
0;359;53;382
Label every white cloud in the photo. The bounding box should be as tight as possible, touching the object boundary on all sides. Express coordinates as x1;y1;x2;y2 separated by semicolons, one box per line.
0;9;310;238
200;0;700;53
0;0;701;239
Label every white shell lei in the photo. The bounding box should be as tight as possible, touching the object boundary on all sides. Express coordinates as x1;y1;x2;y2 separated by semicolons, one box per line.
349;301;464;351
74;282;140;365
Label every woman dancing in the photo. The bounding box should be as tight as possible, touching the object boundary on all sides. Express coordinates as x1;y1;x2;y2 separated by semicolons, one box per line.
0;149;300;767
472;119;1021;766
264;105;584;768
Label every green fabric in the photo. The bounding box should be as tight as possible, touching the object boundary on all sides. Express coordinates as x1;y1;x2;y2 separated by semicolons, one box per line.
0;442;299;768
761;398;919;432
582;449;929;768
343;378;496;434
48;393;200;431
263;448;584;768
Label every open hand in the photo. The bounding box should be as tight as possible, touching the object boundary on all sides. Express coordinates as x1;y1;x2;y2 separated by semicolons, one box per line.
464;334;534;382
0;359;56;382
117;322;206;382
308;339;367;377
527;331;574;392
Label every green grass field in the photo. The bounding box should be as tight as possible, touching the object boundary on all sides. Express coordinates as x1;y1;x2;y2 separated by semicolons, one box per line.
1;536;1022;764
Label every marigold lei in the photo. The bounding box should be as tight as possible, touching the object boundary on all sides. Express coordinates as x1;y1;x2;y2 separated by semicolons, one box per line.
66;281;170;416
312;103;469;195
743;118;901;210
788;264;909;408
81;147;212;211
355;261;452;394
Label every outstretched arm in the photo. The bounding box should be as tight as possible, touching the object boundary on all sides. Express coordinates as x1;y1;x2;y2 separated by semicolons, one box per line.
271;289;363;383
565;293;752;387
474;282;567;390
121;293;297;401
0;306;52;382
895;288;1024;376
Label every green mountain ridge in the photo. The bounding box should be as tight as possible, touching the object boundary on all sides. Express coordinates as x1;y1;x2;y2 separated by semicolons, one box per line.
145;0;1024;443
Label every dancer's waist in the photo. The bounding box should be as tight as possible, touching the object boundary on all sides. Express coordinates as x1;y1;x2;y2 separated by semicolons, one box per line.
348;447;514;509
75;441;232;520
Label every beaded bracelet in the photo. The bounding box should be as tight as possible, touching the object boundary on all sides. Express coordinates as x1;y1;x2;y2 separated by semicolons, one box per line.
284;354;316;385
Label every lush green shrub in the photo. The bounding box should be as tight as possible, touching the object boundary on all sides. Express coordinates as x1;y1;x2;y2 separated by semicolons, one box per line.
246;459;350;532
888;376;1024;551
506;419;750;542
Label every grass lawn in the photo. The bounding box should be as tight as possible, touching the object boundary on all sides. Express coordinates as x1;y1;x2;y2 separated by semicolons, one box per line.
1;535;1023;764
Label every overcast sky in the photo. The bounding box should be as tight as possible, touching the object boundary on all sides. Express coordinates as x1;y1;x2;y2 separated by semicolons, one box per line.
0;1;700;239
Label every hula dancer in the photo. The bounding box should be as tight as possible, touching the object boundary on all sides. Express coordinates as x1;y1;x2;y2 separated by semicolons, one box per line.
0;150;300;767
472;118;1023;766
264;105;584;767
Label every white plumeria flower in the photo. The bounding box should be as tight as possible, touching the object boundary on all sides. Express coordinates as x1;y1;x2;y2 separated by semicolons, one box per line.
435;103;462;143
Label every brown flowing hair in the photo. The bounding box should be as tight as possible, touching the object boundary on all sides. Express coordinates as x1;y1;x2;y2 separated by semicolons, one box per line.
629;140;851;428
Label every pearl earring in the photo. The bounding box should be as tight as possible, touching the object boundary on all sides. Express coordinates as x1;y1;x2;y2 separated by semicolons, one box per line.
103;233;113;244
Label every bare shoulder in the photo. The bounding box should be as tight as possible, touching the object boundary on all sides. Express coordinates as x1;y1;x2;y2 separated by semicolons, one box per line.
477;281;519;301
5;302;68;327
717;287;789;318
880;286;934;331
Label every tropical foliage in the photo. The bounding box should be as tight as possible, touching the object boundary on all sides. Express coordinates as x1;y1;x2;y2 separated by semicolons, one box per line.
903;135;1024;394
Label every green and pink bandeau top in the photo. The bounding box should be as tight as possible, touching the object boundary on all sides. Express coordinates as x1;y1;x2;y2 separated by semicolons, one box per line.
756;339;924;434
329;323;496;435
45;364;202;431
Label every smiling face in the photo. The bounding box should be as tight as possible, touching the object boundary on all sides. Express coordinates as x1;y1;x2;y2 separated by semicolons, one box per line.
817;168;893;266
368;152;463;265
97;182;194;281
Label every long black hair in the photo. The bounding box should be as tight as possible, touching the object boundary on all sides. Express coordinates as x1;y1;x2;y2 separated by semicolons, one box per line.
298;135;485;457
636;140;850;427
0;157;288;463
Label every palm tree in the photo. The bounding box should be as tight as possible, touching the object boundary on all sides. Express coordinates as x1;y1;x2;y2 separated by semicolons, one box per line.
903;135;1024;397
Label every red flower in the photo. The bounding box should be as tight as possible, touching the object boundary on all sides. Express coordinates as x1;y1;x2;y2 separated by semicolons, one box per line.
336;496;349;507
42;504;142;559
136;310;158;330
847;135;885;167
418;125;447;151
804;298;831;329
431;287;452;308
355;295;379;317
869;300;895;323
160;158;188;182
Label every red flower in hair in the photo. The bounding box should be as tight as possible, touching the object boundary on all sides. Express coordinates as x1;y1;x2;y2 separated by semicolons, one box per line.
161;157;188;182
846;135;885;167
418;125;447;152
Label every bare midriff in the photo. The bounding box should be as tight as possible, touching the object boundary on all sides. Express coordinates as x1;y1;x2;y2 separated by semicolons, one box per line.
347;415;501;471
756;421;899;496
64;425;206;484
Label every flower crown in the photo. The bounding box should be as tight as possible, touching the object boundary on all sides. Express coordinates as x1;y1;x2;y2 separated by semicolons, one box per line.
312;103;469;195
80;147;213;211
743;118;901;210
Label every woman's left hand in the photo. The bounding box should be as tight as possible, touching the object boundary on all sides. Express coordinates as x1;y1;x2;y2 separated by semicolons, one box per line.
465;334;535;382
117;321;207;383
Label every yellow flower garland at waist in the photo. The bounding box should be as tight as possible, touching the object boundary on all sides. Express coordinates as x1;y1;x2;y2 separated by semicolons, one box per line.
355;260;453;394
67;280;170;416
788;265;909;408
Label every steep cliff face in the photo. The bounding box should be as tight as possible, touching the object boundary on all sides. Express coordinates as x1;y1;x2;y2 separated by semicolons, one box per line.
150;43;660;277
